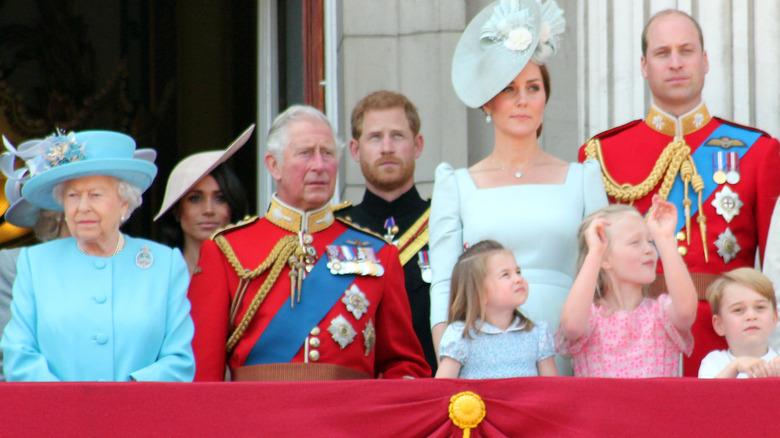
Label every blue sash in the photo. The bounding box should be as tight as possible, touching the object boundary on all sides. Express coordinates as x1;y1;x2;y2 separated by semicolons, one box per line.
667;124;760;233
245;228;385;365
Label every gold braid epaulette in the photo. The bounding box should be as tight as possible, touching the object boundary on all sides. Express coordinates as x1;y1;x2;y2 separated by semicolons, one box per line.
586;136;708;261
584;137;689;203
210;215;259;240
335;217;388;242
331;200;352;212
216;234;299;353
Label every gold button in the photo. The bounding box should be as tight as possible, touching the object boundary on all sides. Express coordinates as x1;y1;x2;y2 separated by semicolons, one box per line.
678;246;688;256
676;231;686;242
309;337;320;348
309;350;320;362
310;327;320;336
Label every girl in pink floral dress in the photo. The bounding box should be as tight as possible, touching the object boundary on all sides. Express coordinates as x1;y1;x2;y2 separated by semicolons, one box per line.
557;195;698;377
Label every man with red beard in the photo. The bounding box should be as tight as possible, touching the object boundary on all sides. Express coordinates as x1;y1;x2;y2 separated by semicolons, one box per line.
337;91;435;374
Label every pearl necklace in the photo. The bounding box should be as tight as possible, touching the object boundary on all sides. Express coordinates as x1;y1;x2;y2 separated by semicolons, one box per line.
77;234;125;257
493;151;542;178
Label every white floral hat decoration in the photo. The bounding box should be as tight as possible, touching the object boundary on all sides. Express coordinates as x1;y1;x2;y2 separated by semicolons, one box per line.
451;0;565;108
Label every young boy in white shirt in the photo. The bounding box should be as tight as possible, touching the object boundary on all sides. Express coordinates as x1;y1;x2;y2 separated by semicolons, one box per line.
699;268;780;378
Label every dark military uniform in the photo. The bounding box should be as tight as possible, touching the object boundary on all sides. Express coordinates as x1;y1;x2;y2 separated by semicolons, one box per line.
338;187;436;375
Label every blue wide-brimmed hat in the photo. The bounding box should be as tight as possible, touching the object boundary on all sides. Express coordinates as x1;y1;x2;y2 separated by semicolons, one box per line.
22;130;158;211
4;169;39;228
451;0;565;108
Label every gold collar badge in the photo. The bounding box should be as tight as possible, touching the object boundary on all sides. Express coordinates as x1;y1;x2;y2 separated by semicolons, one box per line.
645;103;712;137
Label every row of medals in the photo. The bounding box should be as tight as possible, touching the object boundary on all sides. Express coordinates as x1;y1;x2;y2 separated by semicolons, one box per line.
710;151;742;263
326;244;384;277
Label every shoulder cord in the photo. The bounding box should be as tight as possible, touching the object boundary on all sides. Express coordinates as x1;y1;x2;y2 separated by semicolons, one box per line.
585;137;708;261
216;234;299;353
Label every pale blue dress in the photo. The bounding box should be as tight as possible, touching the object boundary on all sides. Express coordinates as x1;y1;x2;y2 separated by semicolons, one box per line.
429;160;608;375
439;317;555;379
1;236;195;382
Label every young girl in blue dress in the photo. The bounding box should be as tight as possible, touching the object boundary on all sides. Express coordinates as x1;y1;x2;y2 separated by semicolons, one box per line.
435;240;558;379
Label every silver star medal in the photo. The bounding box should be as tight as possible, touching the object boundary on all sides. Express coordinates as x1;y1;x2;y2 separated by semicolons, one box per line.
328;314;356;349
714;228;741;264
711;186;743;223
136;245;153;269
363;319;375;357
342;284;369;320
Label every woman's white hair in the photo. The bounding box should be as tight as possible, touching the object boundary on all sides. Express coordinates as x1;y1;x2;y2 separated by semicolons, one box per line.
266;105;341;164
52;177;143;224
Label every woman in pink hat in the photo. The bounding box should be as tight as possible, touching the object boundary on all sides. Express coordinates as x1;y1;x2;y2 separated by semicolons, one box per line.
155;125;253;276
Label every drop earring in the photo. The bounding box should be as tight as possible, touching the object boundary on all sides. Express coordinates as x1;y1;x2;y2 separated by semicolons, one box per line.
485;114;492;123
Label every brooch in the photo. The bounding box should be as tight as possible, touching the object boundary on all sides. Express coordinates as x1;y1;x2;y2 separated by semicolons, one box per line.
136;245;153;269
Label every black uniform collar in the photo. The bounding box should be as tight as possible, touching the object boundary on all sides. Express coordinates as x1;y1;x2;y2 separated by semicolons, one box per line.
359;186;425;219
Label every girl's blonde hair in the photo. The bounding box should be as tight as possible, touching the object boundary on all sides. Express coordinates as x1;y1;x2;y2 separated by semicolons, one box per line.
448;240;533;338
576;204;645;300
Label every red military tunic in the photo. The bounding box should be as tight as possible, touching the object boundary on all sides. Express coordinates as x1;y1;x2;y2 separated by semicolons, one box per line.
188;196;430;381
579;103;780;376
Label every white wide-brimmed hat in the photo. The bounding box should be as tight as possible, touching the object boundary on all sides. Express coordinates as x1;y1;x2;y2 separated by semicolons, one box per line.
451;0;565;108
153;124;255;221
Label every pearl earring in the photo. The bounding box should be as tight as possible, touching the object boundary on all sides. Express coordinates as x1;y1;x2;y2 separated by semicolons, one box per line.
485;114;492;123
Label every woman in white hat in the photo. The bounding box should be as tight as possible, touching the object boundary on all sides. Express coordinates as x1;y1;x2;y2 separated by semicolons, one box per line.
1;130;195;381
429;0;607;375
154;125;253;276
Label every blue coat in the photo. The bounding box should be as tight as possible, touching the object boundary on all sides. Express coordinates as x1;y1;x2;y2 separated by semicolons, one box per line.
1;236;195;381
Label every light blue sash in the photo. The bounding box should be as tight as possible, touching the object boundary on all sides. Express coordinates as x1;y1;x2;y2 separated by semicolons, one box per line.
245;228;384;365
666;124;760;232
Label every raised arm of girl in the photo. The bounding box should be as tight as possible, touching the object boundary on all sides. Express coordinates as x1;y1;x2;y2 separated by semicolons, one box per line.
646;195;698;331
559;215;610;341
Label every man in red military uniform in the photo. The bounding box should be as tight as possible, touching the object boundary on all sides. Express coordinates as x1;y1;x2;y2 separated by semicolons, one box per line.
579;10;780;376
188;105;430;381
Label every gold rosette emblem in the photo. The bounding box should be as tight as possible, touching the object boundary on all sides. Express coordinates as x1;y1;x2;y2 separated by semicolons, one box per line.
448;391;485;438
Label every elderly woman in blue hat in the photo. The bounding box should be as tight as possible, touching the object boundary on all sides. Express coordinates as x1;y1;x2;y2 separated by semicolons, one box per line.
0;130;195;381
429;0;607;375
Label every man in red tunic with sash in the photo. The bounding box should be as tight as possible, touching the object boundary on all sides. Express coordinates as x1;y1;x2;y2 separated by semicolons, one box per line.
188;105;430;381
579;10;780;376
